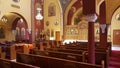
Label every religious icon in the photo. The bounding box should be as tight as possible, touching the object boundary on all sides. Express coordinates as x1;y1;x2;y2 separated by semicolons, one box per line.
48;3;56;16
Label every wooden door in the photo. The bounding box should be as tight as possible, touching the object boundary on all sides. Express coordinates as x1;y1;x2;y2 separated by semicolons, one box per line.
55;31;60;41
113;30;120;46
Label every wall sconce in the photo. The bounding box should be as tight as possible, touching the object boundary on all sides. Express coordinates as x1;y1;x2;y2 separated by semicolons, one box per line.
100;24;106;33
35;7;43;20
85;14;98;22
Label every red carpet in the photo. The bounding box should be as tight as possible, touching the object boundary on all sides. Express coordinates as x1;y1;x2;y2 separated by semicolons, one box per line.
109;50;120;68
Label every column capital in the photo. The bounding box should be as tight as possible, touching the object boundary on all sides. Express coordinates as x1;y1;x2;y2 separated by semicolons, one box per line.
85;14;98;22
100;24;106;33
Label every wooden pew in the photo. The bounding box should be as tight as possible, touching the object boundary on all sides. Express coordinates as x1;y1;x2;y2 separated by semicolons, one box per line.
17;53;102;68
85;51;109;68
45;48;87;56
0;47;6;59
40;41;50;51
45;47;109;68
59;45;110;55
1;45;16;60
95;51;109;68
15;44;31;54
47;47;109;68
31;50;86;62
0;53;6;59
48;40;61;48
0;58;40;68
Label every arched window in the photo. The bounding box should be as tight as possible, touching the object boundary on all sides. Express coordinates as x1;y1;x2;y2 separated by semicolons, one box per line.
21;28;25;38
16;27;20;37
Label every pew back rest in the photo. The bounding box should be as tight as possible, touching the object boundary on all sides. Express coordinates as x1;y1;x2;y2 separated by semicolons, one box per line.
17;53;102;68
0;58;40;68
32;50;85;62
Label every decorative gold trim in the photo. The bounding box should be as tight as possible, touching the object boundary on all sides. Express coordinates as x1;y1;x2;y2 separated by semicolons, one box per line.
115;13;120;21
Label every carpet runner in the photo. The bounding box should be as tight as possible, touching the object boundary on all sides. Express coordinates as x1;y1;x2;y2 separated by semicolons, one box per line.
109;50;120;68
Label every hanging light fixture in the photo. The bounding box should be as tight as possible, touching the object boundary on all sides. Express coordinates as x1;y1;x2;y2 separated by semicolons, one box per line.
35;7;43;20
1;17;8;23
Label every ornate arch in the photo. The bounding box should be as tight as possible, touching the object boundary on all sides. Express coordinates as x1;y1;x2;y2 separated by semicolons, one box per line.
11;12;28;30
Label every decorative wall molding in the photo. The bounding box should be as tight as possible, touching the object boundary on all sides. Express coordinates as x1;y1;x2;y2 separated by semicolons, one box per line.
11;4;20;9
116;13;120;21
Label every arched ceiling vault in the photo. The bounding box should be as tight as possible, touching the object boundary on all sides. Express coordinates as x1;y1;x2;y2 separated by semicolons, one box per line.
1;13;21;25
106;0;120;24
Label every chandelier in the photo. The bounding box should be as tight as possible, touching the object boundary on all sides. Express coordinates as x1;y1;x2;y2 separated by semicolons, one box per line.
1;17;8;23
35;7;43;20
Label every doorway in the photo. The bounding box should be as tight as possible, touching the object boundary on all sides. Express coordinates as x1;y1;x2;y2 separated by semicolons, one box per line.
55;31;60;41
113;30;120;46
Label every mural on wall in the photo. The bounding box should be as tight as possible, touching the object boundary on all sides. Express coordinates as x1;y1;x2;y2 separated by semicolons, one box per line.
0;27;5;38
78;20;88;29
67;7;76;25
66;27;78;35
66;0;82;25
78;20;88;40
74;10;83;25
59;0;70;12
94;23;100;41
48;3;56;17
64;26;79;39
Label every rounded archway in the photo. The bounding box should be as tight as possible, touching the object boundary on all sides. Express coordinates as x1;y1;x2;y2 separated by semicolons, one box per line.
111;7;120;46
0;12;29;42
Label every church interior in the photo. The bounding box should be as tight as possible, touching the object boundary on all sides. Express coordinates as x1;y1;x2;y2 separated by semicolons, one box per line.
0;0;120;68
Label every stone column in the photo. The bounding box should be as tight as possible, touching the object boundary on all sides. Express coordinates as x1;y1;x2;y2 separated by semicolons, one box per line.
31;0;35;43
86;14;97;64
99;1;107;48
83;0;96;64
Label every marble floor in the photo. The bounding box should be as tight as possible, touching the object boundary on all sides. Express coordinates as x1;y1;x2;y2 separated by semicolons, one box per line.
112;45;120;50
